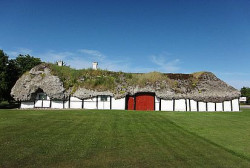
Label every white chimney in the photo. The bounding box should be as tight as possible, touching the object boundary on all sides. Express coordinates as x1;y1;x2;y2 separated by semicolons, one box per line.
92;62;98;70
57;60;64;66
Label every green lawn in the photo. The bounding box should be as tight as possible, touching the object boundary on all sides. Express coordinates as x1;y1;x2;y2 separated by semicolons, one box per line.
0;109;250;167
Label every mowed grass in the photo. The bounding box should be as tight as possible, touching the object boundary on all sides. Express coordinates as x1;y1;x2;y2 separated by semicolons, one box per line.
0;109;250;167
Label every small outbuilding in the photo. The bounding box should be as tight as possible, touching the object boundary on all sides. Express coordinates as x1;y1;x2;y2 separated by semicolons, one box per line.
11;63;240;111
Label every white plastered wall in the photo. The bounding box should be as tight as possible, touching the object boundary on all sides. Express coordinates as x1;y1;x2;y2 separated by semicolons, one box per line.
155;97;160;111
207;102;215;112
224;101;231;111
97;96;111;110
198;102;206;111
21;102;34;108
34;100;51;108
232;99;240;111
161;99;174;111
51;101;64;109
43;100;50;108
70;97;82;109
190;100;198;111
35;100;42;107
64;101;69;109
112;97;125;110
175;99;186;111
34;93;50;108
216;103;223;111
19;94;240;112
84;97;97;109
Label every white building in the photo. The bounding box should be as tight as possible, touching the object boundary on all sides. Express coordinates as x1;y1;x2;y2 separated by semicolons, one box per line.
20;91;240;112
12;63;241;111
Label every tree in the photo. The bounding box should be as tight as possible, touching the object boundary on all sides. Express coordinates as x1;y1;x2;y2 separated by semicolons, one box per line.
14;54;42;75
0;50;42;103
0;50;8;101
5;54;42;101
240;87;250;104
0;50;9;101
5;60;20;101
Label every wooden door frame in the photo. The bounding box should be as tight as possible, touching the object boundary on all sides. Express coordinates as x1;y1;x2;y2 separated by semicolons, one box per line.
125;95;135;110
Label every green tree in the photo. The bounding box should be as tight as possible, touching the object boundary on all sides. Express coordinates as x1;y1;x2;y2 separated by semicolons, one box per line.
0;50;9;101
0;50;42;103
5;54;42;101
240;87;250;104
5;60;20;101
14;54;42;75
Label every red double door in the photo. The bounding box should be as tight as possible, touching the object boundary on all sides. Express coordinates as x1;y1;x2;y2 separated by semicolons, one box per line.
127;93;155;111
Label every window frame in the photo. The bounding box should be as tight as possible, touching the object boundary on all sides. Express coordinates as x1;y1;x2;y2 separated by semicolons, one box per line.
38;93;48;100
100;95;108;102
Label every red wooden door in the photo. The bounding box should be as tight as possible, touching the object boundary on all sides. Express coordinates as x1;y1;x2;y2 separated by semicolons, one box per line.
127;96;134;110
135;94;154;111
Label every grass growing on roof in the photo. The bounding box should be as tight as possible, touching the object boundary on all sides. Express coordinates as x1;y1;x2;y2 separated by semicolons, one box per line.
130;71;168;87
48;63;120;92
192;71;206;78
47;63;207;94
0;109;250;167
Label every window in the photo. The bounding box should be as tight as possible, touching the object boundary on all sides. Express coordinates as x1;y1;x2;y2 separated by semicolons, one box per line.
100;95;108;102
38;93;47;100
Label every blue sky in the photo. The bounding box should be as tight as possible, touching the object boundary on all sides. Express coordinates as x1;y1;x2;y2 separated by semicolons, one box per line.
0;0;250;89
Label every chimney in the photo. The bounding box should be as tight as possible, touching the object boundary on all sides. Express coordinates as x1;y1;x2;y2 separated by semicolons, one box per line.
57;60;64;66
92;62;98;70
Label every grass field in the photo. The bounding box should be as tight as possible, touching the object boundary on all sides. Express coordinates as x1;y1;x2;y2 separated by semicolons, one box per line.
0;109;250;167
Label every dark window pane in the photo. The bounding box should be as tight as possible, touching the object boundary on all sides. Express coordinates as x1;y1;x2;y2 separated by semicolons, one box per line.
38;93;47;100
100;95;108;102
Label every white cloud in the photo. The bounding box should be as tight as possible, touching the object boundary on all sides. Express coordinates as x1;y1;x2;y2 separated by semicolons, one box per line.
66;57;92;69
6;48;33;59
37;50;74;63
78;49;105;61
226;80;250;90
151;54;181;72
18;48;32;54
6;51;19;58
216;72;250;90
35;49;130;71
5;48;182;73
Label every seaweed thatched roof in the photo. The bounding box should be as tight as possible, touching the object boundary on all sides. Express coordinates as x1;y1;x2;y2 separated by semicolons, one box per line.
11;63;240;103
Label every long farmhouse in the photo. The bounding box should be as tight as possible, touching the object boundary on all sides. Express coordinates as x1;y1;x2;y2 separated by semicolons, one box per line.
11;62;240;111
